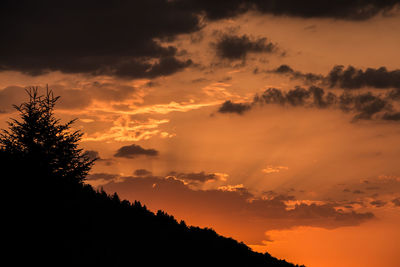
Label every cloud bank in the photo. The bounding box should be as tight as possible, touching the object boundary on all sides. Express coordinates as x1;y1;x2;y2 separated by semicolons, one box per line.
218;86;400;121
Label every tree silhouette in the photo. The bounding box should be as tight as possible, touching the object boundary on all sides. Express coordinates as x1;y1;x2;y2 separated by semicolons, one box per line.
0;86;95;182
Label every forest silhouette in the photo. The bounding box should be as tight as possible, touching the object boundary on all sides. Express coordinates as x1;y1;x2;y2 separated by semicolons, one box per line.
1;88;304;266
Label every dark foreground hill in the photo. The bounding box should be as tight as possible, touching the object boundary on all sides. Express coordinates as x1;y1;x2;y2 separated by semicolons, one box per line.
2;153;302;267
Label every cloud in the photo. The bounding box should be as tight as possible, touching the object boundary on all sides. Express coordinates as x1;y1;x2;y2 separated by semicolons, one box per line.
388;88;400;100
82;117;170;142
271;64;400;90
112;56;193;79
262;165;289;174
270;64;324;84
177;0;400;21
342;92;389;120
248;1;400;20
392;197;400;207
2;1;397;77
327;65;400;89
382;112;400;121
214;34;277;60
218;184;246;192
134;169;153;176
114;144;159;159
218;86;399;121
218;100;251;114
0;1;198;78
167;171;227;185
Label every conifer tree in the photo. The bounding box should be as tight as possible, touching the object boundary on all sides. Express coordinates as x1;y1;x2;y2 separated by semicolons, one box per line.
0;86;95;182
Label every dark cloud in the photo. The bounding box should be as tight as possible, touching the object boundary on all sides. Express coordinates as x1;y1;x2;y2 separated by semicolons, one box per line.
214;34;277;60
249;0;399;20
114;144;159;159
254;86;336;109
2;1;397;77
219;86;398;121
112;56;192;79
327;65;400;89
176;0;248;21
309;86;337;108
0;1;198;78
382;112;400;121
271;65;323;84
218;100;251;115
101;174;374;244
284;86;312;106
134;169;153;176
274;64;294;73
177;0;400;21
272;65;400;91
347;92;389;120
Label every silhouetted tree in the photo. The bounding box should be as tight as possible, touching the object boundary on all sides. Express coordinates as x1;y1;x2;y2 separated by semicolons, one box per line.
0;86;95;182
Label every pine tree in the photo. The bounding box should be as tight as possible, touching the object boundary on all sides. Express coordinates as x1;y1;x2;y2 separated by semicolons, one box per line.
0;86;95;182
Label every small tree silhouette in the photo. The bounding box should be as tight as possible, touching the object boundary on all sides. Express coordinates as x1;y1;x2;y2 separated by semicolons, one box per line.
0;86;95;182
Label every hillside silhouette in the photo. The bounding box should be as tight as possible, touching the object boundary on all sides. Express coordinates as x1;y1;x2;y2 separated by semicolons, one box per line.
1;88;303;267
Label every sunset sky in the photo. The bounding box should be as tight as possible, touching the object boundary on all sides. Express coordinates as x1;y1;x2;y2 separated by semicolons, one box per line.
1;1;400;266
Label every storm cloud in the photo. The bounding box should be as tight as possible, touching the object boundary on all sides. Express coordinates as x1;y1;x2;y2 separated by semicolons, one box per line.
0;1;198;78
2;1;394;78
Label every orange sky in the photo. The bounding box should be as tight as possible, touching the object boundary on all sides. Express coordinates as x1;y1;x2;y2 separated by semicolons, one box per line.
1;3;400;266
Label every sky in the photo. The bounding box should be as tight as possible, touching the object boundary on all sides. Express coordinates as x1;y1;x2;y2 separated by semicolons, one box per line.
1;1;400;266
